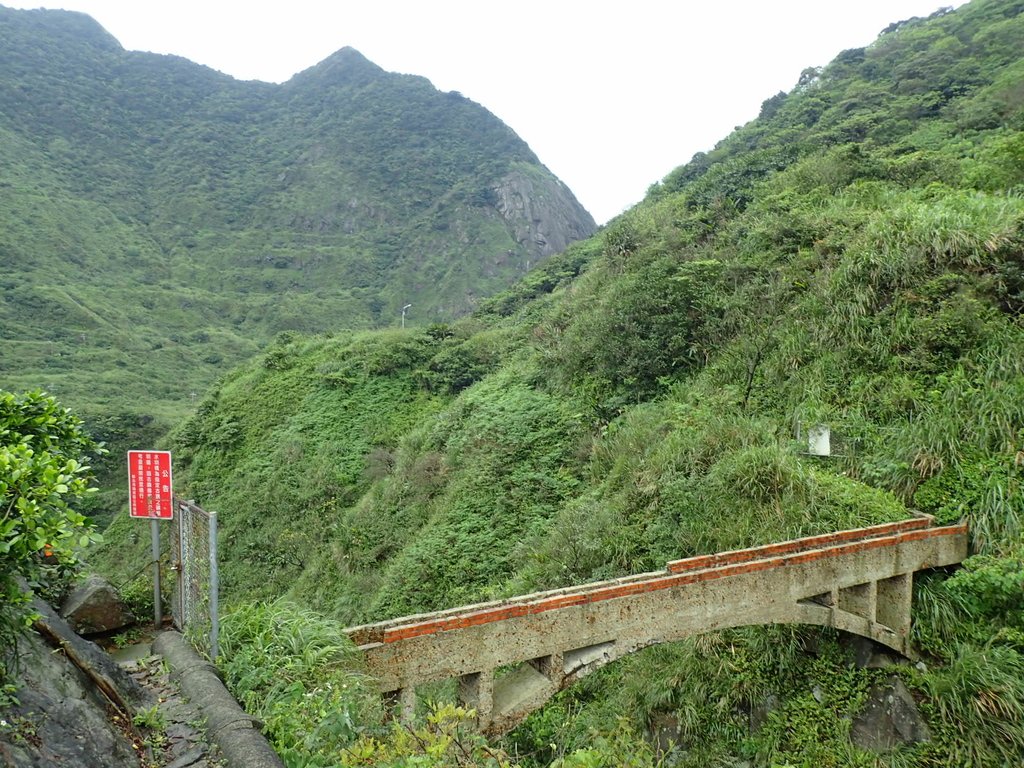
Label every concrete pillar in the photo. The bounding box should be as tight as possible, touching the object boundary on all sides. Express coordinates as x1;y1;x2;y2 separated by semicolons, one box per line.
875;573;913;642
528;653;564;681
400;685;416;722
458;670;494;723
384;686;417;723
838;581;876;623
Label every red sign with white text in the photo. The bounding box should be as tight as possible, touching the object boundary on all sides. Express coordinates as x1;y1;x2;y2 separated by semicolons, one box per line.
128;450;173;519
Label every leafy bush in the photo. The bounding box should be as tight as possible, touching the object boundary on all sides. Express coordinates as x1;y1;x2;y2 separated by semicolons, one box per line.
340;704;515;767
1;389;103;680
945;543;1024;632
549;258;724;405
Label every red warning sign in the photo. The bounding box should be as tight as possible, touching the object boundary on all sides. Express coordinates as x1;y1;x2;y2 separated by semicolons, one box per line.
128;450;173;519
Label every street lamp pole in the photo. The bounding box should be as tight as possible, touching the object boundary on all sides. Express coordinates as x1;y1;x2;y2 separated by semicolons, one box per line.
401;303;412;329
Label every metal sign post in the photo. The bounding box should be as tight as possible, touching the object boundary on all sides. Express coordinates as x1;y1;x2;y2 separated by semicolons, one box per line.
151;519;162;627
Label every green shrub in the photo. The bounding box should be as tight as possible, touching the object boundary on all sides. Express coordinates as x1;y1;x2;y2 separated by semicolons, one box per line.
945;543;1024;631
549;258;724;405
218;600;379;766
340;703;515;767
1;390;104;681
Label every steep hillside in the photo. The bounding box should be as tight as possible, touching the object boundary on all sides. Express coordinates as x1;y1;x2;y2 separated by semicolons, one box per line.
94;0;1024;765
0;5;595;507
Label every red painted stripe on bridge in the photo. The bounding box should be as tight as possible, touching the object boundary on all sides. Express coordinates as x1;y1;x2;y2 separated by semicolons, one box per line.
378;523;966;644
666;518;930;574
357;520;932;643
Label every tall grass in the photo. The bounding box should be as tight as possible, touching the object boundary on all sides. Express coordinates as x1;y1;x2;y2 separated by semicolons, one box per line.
910;572;972;657
925;643;1024;766
873;328;1024;550
217;600;380;767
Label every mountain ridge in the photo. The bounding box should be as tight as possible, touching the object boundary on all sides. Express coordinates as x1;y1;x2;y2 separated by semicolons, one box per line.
0;4;596;503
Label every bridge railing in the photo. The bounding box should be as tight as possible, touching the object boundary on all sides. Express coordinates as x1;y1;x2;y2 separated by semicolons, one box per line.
665;516;932;573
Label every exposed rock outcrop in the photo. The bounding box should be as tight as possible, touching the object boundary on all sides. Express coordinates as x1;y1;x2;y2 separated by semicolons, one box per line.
0;597;153;768
850;675;931;752
493;168;597;260
843;634;904;670
0;630;141;768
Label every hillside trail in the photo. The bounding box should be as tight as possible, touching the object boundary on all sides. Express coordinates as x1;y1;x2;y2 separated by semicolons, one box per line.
113;637;225;768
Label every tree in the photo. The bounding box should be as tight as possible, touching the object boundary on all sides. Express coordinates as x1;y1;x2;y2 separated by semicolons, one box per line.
1;389;104;679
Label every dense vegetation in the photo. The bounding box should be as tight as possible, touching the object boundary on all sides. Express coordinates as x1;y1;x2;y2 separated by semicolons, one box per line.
0;390;103;702
0;5;595;521
89;0;1024;764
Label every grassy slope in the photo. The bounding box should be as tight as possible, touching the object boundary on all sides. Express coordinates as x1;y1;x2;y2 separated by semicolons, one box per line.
93;1;1024;765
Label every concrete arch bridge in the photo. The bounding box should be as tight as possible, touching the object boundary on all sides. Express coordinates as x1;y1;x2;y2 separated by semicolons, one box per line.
345;516;967;735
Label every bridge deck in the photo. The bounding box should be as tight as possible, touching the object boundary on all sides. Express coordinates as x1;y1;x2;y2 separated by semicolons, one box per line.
348;516;942;645
345;516;968;734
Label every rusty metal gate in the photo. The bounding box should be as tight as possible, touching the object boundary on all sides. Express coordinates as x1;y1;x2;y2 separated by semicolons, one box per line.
169;497;219;659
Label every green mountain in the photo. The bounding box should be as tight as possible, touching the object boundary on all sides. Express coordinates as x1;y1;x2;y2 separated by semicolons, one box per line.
93;0;1024;765
0;4;596;492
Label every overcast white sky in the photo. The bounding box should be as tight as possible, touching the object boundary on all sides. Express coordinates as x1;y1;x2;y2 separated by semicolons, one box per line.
8;1;964;223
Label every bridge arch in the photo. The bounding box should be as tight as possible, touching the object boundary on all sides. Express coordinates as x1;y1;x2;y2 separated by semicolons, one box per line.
346;519;966;735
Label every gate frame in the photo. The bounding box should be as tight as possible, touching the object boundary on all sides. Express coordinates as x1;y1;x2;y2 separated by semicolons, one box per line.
170;497;220;660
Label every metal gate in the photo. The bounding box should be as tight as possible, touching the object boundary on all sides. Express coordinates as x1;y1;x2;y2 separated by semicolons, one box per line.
169;497;219;660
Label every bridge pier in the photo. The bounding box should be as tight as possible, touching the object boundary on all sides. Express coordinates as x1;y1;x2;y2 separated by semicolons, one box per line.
455;654;572;732
458;671;494;723
817;572;914;656
384;685;417;723
528;652;563;679
838;582;875;621
876;573;912;643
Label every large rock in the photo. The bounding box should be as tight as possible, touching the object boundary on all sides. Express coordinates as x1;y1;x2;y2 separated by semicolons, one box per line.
0;630;141;768
842;634;903;670
493;169;597;259
60;575;136;635
648;711;682;755
749;693;781;732
850;676;931;752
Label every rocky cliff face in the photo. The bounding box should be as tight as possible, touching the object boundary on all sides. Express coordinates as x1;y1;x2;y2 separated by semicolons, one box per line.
1;599;154;768
494;168;597;260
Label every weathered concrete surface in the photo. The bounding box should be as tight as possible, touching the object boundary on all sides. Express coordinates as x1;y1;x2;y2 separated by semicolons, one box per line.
347;519;968;735
154;631;284;768
121;652;224;768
